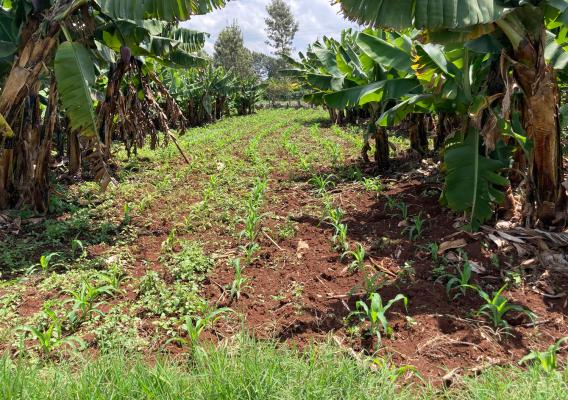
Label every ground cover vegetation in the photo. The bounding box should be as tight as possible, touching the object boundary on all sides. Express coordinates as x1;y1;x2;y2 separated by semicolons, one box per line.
1;0;568;398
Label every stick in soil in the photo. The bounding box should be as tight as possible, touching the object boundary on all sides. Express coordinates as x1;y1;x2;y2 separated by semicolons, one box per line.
167;130;191;165
262;230;284;251
369;257;398;278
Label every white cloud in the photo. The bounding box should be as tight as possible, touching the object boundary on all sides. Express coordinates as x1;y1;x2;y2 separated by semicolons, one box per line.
181;0;359;56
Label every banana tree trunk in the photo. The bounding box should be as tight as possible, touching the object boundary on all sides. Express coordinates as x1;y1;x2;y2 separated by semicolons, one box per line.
419;116;429;151
68;130;82;175
374;126;389;168
512;26;565;223
328;108;337;124
98;59;130;159
366;103;390;168
435;112;447;150
32;79;58;212
0;17;60;210
409;114;429;156
408;115;423;156
12;81;41;209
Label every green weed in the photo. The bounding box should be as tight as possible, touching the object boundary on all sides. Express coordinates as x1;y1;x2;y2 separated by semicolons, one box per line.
136;272;205;318
277;219;297;240
165;242;213;282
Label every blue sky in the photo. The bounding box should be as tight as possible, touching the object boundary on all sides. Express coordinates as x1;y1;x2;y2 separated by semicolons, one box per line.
182;0;359;56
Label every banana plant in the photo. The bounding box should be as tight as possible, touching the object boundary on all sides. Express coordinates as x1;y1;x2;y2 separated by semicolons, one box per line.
286;29;422;166
282;32;359;122
54;17;211;140
233;78;265;116
98;0;227;21
291;26;513;229
161;64;264;126
337;0;568;225
0;0;229;211
164;65;233;126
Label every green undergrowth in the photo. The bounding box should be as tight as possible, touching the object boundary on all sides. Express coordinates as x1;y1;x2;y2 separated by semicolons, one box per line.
1;337;566;400
0;109;365;359
1;109;551;398
0;109;338;271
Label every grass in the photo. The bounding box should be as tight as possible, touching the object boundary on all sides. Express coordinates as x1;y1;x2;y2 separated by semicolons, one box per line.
1;337;567;399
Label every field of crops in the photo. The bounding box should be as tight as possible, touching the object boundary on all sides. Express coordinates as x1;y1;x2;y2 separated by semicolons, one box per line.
0;109;566;397
3;0;568;397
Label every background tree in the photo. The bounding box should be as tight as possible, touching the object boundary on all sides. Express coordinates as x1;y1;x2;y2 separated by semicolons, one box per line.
264;77;299;107
264;0;299;59
213;21;253;79
251;51;280;80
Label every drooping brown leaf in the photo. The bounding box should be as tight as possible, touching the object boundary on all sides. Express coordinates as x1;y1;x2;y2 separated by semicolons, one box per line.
0;113;13;139
438;239;467;255
487;233;507;248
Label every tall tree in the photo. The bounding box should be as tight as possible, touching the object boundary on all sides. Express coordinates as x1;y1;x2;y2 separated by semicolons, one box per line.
251;51;280;80
264;0;299;58
213;21;253;78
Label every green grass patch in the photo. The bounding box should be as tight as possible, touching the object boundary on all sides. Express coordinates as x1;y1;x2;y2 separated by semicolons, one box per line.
1;337;567;399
